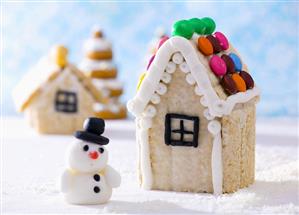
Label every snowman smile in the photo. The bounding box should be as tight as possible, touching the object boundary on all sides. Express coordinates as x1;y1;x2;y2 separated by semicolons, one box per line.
88;151;99;160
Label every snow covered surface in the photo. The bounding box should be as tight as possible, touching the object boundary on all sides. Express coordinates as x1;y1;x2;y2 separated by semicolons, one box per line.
2;117;299;214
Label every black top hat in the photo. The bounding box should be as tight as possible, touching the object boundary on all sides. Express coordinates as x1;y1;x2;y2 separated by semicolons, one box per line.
74;117;109;145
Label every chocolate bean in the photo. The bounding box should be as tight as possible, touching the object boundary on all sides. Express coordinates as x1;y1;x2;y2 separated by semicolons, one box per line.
206;35;222;53
221;74;238;95
239;71;254;89
221;54;235;74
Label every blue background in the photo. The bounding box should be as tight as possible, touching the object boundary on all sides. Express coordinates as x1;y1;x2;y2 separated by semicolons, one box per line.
2;2;298;117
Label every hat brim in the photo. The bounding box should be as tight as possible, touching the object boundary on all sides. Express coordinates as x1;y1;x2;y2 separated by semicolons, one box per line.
74;131;109;145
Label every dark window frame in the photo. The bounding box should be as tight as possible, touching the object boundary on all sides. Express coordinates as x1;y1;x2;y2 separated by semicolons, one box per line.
55;90;78;113
164;113;199;148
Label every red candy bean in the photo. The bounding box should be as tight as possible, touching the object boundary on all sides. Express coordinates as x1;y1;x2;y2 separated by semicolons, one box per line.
209;55;227;76
147;55;155;70
214;32;229;50
157;36;169;49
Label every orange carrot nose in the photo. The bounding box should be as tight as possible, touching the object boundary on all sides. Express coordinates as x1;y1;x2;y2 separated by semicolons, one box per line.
89;151;99;160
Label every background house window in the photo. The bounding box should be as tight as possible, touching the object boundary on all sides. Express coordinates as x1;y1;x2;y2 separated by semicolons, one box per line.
165;113;199;147
55;90;77;113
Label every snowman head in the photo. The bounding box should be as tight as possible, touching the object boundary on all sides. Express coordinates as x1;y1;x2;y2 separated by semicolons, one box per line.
67;140;108;172
68;117;110;172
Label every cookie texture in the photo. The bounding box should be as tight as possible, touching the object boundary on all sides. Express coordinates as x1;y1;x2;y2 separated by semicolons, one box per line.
25;69;95;134
148;69;213;192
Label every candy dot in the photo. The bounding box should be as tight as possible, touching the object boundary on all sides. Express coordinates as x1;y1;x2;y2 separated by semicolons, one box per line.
157;36;169;49
197;37;213;56
172;20;194;39
147;55;155;70
214;32;229;50
209;55;227;76
137;72;146;91
229;53;242;71
188;18;205;34
201;17;216;34
232;73;246;92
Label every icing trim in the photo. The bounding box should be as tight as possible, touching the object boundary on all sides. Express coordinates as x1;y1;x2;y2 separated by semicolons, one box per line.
137;120;153;190
208;120;222;195
127;36;260;118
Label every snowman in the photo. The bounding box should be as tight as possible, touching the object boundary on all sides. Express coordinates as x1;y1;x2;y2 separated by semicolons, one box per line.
61;117;121;204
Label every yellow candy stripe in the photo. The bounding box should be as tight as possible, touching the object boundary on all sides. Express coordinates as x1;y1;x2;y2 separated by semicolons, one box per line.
137;72;146;91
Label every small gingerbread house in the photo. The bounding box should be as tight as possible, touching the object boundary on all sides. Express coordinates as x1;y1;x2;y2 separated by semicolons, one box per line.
127;17;260;194
13;45;104;134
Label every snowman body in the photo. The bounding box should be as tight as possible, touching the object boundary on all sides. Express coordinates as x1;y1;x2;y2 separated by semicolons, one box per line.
61;139;120;205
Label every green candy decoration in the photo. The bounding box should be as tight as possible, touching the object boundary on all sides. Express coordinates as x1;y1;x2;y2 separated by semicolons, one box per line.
172;17;216;39
201;17;216;34
188;18;206;34
172;19;194;39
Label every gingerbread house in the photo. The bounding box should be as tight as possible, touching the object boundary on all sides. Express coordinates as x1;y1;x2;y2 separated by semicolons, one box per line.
127;17;260;194
13;45;104;134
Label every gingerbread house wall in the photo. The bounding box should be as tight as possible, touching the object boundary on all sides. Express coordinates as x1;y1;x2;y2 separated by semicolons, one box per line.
221;100;256;193
147;68;214;193
142;67;257;193
25;70;95;134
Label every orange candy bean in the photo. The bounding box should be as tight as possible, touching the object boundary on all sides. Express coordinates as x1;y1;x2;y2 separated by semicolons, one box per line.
197;37;213;56
232;73;246;92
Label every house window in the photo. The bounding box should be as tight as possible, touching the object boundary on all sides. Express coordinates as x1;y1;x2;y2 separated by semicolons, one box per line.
55;90;77;113
165;113;199;147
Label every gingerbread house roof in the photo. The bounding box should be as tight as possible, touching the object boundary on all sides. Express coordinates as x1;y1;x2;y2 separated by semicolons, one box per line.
13;55;104;112
128;18;260;118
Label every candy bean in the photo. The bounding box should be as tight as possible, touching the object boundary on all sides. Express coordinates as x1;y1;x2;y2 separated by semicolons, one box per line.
188;18;205;34
221;54;235;74
221;74;238;95
201;17;216;34
157;36;169;49
147;55;155;70
206;35;222;53
137;72;146;91
239;71;254;89
229;53;242;71
214;32;229;50
172;20;194;39
198;36;213;56
209;55;227;76
232;73;246;92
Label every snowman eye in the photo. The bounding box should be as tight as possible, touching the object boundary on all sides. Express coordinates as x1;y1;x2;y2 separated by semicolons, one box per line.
83;145;89;151
99;148;104;153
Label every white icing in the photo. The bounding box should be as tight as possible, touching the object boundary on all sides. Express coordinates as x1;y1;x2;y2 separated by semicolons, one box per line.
179;62;190;73
83;37;112;53
200;96;208;107
138;125;152;190
79;58;116;72
186;73;196;85
172;52;184;64
156;83;167;95
208;120;223;195
91;79;123;90
165;61;176;74
150;93;161;104
161;72;172;84
143;105;156;118
194;85;204;96
93;101;123;113
140;117;152;129
61;132;120;204
204;109;214;120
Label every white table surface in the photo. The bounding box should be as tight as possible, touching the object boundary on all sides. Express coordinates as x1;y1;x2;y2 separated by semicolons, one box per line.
2;117;299;214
